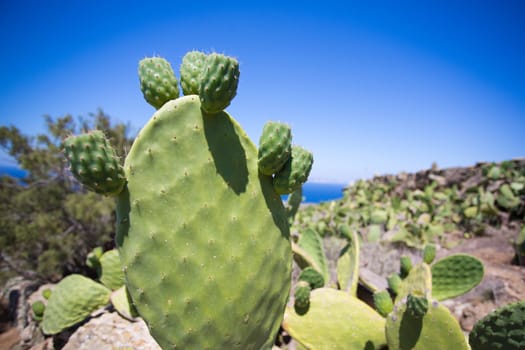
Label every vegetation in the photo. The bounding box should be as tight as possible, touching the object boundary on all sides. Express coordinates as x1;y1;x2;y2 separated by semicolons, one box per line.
0;111;133;284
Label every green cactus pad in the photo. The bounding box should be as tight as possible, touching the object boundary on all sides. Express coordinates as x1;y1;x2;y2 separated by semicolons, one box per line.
296;228;329;283
386;298;469;350
399;255;413;278
497;183;521;210
294;281;311;313
63;130;126;195
199;53;240;114
42;274;111;335
370;209;388;225
42;288;52;300
422;244;436;264
257;121;292;176
32;301;46;321
298;267;325;289
395;263;432;303
86;246;103;272
138;56;180;109
180;50;208;95
387;273;402;296
111;285;139;321
469;300;525;350
374;290;394;317
431;253;484;301
336;227;360;296
283;288;387;350
273;145;313;195
116;96;291;350
286;186;303;225
406;293;429;318
99;249;125;290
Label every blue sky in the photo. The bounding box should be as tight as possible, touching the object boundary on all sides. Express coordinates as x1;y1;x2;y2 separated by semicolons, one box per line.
1;1;524;183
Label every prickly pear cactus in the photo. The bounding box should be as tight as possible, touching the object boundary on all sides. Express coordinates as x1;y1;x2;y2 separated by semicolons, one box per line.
117;95;292;349
336;225;360;296
63;51;312;350
283;288;387;350
138;56;180;109
385;297;469;350
258;121;292;176
111;285;139;320
395;263;432;303
469;300;525;350
273;145;314;195
198;53;239;114
374;290;394;317
42;274;111;335
32;301;46;322
180;51;208;95
431;253;484;301
63;130;125;195
295;228;329;283
99;249;125;290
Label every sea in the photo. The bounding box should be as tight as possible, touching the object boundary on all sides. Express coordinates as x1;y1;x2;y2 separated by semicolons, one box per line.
0;166;346;204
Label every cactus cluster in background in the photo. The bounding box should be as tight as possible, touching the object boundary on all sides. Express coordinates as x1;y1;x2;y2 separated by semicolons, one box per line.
283;218;496;350
62;50;313;349
290;160;525;251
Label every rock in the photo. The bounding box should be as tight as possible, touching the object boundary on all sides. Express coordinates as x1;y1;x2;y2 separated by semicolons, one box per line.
0;277;41;331
62;311;161;350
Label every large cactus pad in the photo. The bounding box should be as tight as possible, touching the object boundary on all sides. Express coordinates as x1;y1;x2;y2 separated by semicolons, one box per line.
469;300;525;350
283;288;386;349
431;253;484;301
116;96;291;349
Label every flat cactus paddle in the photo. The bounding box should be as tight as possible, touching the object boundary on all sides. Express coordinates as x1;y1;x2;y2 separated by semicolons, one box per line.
283;288;386;350
116;96;292;350
99;249;125;291
469;300;525;350
42;274;111;335
431;253;484;301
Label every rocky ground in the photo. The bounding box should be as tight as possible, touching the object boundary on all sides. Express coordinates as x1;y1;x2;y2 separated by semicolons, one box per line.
1;159;524;349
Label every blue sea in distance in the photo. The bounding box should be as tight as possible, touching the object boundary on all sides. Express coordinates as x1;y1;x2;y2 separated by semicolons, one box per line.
0;166;346;204
285;182;346;203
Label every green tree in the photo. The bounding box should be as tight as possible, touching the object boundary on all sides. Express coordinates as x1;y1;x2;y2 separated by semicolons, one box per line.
0;111;133;284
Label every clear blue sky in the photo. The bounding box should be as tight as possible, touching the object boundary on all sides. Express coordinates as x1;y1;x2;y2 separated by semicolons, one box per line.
1;1;524;183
